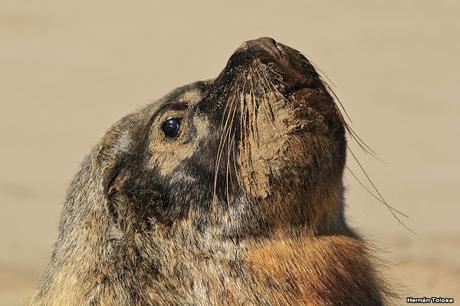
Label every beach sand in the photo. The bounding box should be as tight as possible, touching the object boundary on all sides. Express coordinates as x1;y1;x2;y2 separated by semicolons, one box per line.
1;1;459;304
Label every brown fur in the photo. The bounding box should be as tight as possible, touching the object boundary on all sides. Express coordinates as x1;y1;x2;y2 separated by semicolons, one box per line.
31;38;391;305
245;233;385;305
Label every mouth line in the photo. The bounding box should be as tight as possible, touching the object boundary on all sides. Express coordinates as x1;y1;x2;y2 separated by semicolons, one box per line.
250;58;323;99
282;81;319;97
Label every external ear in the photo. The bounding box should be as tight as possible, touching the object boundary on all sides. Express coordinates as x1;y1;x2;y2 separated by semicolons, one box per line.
103;162;165;231
103;162;129;226
94;113;168;230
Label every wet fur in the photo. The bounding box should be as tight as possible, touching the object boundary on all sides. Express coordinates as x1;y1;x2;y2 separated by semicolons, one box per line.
31;38;391;305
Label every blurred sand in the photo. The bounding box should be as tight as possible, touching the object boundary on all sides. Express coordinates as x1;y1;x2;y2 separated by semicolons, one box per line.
0;1;459;305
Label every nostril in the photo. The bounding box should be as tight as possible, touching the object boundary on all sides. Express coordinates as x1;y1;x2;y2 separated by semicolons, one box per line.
257;37;277;47
246;37;277;50
241;37;283;61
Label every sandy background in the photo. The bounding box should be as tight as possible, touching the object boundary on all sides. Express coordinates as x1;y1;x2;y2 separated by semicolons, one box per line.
1;1;459;305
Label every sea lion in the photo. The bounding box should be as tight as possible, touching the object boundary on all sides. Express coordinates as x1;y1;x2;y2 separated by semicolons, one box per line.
31;37;390;305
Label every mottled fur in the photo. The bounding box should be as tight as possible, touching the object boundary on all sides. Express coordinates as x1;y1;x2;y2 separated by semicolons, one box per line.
31;38;390;305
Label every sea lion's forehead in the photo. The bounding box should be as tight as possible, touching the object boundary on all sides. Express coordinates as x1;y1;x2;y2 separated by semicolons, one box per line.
159;81;210;109
177;88;203;105
151;84;208;119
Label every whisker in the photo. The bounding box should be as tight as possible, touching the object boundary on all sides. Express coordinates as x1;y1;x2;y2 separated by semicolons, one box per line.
347;145;407;217
249;69;261;145
310;60;354;123
313;64;411;232
254;67;276;123
231;134;242;189
315;66;381;160
225;91;239;206
344;122;381;160
346;146;415;234
213;78;241;206
262;65;290;103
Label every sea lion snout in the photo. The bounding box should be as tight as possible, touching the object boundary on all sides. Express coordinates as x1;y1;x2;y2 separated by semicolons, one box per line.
194;39;345;202
221;37;324;100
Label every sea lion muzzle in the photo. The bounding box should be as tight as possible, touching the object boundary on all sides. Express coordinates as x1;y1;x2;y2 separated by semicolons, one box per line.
198;37;328;120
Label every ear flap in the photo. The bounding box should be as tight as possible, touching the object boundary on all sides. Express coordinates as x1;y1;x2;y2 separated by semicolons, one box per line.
101;158;130;228
91;137;132;239
102;156;160;232
96;122;167;231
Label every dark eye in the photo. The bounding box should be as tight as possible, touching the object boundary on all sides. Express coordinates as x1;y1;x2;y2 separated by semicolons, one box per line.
161;118;182;139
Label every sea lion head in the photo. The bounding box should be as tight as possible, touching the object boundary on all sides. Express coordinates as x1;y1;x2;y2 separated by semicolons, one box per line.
103;37;346;239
